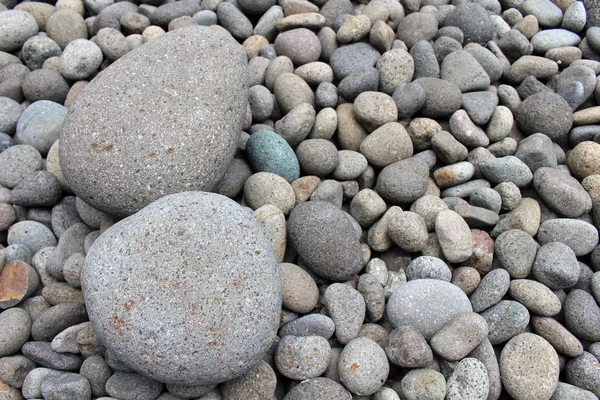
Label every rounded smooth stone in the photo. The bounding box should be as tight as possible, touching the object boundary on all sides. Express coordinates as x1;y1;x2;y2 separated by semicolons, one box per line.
7;221;56;254
406;256;451;282
0;308;31;357
274;28;321;66
534;167;592;218
516;91;573;143
82;191;281;385
59;39;103;81
279;263;318;314
444;3;494;45
481;300;530;345
0;97;22;135
385;325;433;368
413;77;463;118
338;337;389;396
531;29;581;53
533;242;580;290
15;100;67;156
288;200;362;281
243;172;296;216
273;72;315;115
359;122;413;168
435;210;473;263
0;144;42;189
295;139;338;177
21;69;69;104
388;211;428;253
60;26;248;217
284;377;352;400
564;352;600;398
279;314;335;340
396;12;438;49
509;279;562;316
568;141;600;179
387;279;473;340
375;158;429;204
246;130;299;182
46;10;87;49
105;372;163;400
41;372;92;400
353;91;398;132
537;219;598;256
329;42;381;81
500;333;559;400
399;369;446;400
21;35;62;71
0;10;39;53
564;289;600;342
431;314;489;362
275;335;330;380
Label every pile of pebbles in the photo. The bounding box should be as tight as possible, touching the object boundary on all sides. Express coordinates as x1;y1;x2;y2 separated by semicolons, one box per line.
2;0;600;398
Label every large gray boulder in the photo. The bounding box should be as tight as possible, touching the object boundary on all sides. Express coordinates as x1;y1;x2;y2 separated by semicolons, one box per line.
60;25;249;217
82;191;281;386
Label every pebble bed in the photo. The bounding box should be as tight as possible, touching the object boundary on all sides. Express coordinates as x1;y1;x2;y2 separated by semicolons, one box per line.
1;0;600;399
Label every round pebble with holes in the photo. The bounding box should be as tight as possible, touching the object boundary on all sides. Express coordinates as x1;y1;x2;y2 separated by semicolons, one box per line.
82;191;281;386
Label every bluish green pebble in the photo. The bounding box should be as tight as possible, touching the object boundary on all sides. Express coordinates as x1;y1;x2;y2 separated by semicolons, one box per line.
246;130;300;182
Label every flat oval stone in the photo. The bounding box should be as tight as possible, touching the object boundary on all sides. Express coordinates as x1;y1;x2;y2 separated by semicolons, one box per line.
60;26;249;217
82;192;281;386
387;279;472;340
509;279;562;317
500;333;559;400
431;313;489;361
534;167;592;218
537;219;598;256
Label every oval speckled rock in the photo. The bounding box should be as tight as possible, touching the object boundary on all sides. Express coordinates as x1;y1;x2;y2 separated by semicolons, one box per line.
82;191;281;386
288;201;363;281
500;333;559;400
387;279;473;340
60;25;249;217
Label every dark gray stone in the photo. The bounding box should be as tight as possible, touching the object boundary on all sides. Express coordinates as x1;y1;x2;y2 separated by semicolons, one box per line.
41;372;92;400
515;133;557;173
480;300;530;345
284;377;352;400
150;0;200;26
288;201;362;281
329;42;380;80
537;219;599;256
516;91;573;143
444;3;495;45
79;355;111;397
11;171;62;207
31;302;88;342
564;289;600;342
105;371;163;400
413;77;462;118
392;82;426;119
21;342;82;371
279;314;335;340
375;158;429;204
337;67;379;102
60;26;249;217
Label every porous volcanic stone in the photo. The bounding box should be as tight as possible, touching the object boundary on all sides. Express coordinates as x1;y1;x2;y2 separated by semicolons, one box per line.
60;25;249;217
82;191;281;386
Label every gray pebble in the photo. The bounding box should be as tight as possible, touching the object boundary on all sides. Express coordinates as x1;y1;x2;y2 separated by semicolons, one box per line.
21;35;62;71
283;377;351;400
531;316;583;358
273;72;315;115
446;358;489;400
376;48;415;95
435;209;473;263
221;360;276;400
15;100;67;156
21;68;70;104
338;337;389;396
537;218;598;256
11;171;62;207
518;0;563;28
337;67;378;102
41;371;92;400
21;341;83;371
516;91;573;143
500;333;560;400
480;156;532;188
353;91;398;132
385;325;433;368
445;3;495;45
0;307;31;357
470;268;511;313
274;28;321;66
387;279;472;340
564;289;600;342
375;158;429;204
392;82;426;119
534;167;592;218
22;368;63;399
405;256;451;282
449;109;490;148
398;368;446;400
324;283;365;344
494;229;537;278
533;242;580;290
51;197;83;240
7;221;56;254
510;279;562;316
329;42;380;81
481;300;530;344
275;103;316;147
410;40;440;80
564;352;600;398
0;10;39;53
413;77;463;118
551;382;598;400
431;313;489;361
441;50;490;93
105;372;163;400
0;144;42;189
275;335;330;380
279;314;335;340
0;354;36;388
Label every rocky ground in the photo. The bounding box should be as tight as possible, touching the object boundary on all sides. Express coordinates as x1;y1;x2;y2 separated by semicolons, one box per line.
1;0;600;399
